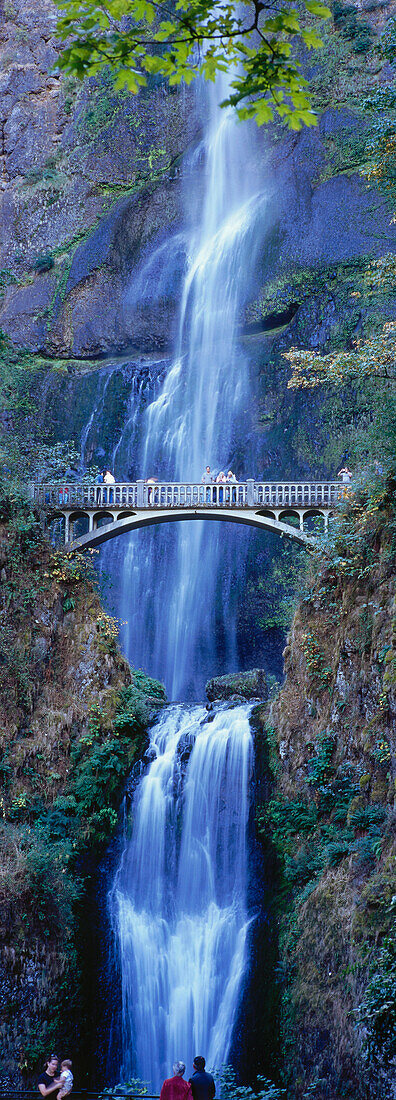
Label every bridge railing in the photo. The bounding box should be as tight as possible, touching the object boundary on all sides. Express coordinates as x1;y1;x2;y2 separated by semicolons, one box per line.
30;481;342;511
255;482;341;507
0;1094;160;1100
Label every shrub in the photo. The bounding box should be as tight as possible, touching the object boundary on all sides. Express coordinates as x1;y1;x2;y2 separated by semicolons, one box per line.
33;252;54;273
216;1065;284;1100
359;930;396;1070
264;798;318;843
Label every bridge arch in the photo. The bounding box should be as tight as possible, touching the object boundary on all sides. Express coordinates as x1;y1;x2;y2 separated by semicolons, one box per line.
32;480;340;551
278;508;302;524
69;507;315;552
93;511;115;528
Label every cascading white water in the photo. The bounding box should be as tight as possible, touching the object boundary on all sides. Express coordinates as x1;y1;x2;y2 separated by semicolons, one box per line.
109;703;254;1088
98;75;267;699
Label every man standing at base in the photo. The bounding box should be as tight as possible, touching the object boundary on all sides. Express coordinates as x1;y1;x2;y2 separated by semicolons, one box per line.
189;1057;216;1100
160;1062;193;1100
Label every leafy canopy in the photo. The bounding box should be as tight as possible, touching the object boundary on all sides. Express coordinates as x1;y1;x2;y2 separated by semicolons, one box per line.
285;321;396;388
55;0;331;129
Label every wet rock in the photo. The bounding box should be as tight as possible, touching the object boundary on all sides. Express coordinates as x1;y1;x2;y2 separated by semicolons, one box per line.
0;273;57;350
31;635;49;663
205;668;268;703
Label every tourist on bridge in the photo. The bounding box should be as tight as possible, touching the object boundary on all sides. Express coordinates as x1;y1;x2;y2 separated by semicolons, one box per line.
216;470;226;503
201;465;213;502
96;470;104;504
337;465;352;484
226;469;237;502
160;1062;193;1100
38;1055;62;1097
189;1056;215;1100
146;475;158;503
104;468;115;503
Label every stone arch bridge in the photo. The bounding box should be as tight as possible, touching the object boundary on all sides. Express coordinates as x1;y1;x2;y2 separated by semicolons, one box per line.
29;480;342;550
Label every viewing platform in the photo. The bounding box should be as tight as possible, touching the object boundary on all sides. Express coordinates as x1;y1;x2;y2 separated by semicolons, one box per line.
29;480;343;550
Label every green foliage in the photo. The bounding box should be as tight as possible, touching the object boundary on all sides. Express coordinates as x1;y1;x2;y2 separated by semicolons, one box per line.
308;732;336;787
55;0;331;129
67;673;165;845
302;634;332;690
258;542;307;632
333;1;374;54
285;321;396;389
47;548;96;585
262;798;318;847
115;673;167;732
33;252;55;273
216;1064;284;1100
101;1080;148;1097
359;928;396;1069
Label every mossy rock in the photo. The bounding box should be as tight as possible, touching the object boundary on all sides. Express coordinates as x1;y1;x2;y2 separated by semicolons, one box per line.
205;668;268;703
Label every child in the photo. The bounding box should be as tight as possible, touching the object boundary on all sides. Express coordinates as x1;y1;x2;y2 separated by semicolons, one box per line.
58;1060;73;1098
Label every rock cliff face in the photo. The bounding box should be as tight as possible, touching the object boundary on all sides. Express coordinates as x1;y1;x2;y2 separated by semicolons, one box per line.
257;497;396;1099
0;0;196;357
1;0;396;362
0;489;165;1085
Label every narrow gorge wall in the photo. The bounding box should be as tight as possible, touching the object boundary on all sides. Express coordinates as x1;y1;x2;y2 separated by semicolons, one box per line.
257;499;396;1099
0;490;165;1085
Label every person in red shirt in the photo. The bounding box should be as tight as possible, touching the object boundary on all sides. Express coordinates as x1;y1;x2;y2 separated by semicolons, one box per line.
160;1062;192;1100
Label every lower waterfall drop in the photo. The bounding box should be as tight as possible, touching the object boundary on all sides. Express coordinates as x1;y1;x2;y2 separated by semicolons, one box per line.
109;703;254;1089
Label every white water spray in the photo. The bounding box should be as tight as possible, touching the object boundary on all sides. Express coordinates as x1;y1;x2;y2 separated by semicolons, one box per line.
101;78;266;699
109;703;254;1088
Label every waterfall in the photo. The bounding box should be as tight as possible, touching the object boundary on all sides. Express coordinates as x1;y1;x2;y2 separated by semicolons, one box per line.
109;703;254;1088
99;78;266;699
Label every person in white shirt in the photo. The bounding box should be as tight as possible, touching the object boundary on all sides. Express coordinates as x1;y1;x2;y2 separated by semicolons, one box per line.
104;469;115;503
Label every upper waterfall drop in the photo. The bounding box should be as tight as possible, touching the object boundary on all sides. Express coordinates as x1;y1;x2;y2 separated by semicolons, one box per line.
109;702;254;1090
98;75;268;700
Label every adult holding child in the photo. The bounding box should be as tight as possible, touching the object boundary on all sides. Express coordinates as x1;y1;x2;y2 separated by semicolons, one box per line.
38;1055;61;1097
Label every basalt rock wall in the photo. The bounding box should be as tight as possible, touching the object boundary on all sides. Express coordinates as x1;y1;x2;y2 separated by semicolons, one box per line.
0;491;165;1085
1;0;396;363
256;507;396;1099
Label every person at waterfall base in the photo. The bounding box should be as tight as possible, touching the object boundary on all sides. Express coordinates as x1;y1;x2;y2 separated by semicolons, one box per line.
160;1061;193;1100
38;1056;62;1097
58;1060;73;1098
189;1056;216;1100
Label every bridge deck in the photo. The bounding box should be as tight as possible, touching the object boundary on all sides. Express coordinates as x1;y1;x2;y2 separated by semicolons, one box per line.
28;480;344;549
31;479;342;511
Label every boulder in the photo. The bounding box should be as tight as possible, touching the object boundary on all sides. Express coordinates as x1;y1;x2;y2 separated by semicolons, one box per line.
205;668;268;703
